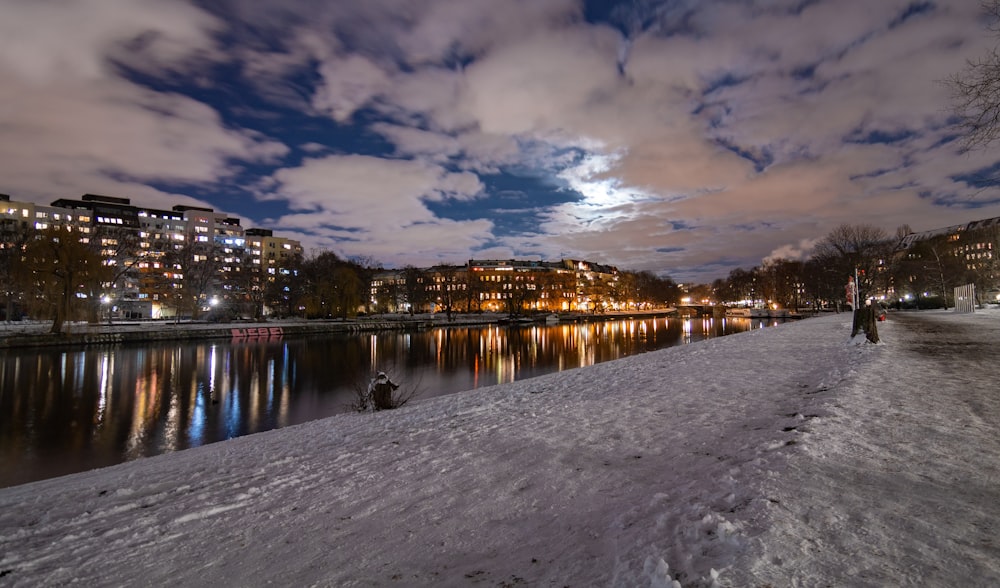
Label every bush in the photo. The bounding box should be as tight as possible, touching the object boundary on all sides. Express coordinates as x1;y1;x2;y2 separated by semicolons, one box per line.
916;296;946;310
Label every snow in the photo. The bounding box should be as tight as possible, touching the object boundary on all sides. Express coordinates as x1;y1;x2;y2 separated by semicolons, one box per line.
2;309;999;587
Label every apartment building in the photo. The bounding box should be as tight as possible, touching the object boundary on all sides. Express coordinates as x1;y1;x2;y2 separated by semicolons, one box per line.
0;193;302;319
897;216;999;271
245;228;302;279
895;215;1000;302
369;258;619;314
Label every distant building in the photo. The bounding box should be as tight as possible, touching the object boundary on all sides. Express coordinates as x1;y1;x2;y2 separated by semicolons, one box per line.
368;258;620;314
897;216;999;273
0;193;302;319
895;215;1000;303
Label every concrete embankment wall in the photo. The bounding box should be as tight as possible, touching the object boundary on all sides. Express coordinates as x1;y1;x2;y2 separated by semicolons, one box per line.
0;320;442;350
0;311;682;349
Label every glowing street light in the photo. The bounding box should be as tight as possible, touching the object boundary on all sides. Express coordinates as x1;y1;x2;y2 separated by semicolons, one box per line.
101;295;112;326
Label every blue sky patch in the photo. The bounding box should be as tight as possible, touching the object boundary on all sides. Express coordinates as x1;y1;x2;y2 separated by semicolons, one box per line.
950;161;1000;190
846;128;917;145
425;173;584;236
889;2;937;30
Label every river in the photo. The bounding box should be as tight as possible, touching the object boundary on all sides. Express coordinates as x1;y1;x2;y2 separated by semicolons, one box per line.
0;315;785;488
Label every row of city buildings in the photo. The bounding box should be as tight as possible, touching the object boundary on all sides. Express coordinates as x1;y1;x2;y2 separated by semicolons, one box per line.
1;193;626;319
3;191;999;320
369;258;625;316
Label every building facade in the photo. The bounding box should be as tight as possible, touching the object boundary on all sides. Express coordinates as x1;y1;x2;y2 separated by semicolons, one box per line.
895;215;1000;303
1;193;303;320
369;258;621;315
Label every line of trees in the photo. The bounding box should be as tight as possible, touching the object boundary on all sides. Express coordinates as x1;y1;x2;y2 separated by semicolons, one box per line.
709;223;1000;312
5;217;996;335
1;221;683;333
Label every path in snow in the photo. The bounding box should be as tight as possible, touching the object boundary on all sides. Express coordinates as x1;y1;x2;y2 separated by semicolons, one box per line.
741;311;1000;586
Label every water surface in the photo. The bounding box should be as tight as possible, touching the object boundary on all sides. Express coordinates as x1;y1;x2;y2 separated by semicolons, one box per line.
0;316;783;487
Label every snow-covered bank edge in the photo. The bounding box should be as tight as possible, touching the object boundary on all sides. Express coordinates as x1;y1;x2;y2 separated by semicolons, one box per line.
0;314;891;587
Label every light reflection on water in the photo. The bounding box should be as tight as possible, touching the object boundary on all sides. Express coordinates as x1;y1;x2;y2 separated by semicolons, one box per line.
0;316;784;487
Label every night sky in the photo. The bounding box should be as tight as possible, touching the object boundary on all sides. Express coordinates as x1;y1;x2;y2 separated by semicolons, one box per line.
2;0;998;282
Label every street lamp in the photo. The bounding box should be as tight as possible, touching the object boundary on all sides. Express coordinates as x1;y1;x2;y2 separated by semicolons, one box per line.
101;295;111;326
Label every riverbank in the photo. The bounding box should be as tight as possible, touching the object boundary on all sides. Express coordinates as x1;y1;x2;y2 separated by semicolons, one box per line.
2;309;997;586
0;309;681;349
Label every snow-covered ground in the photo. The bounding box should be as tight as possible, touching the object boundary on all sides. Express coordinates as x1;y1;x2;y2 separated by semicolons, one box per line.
1;309;998;587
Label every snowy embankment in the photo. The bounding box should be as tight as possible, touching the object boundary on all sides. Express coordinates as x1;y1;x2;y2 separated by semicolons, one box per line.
1;311;999;587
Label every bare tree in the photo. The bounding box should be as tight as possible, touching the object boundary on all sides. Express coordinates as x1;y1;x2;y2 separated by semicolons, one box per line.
723;267;758;306
457;265;485;312
225;249;265;320
432;265;463;320
23;227;111;333
84;224;143;322
349;255;382;314
635;271;679;307
0;220;32;322
759;259;805;310
948;1;1000;150
298;251;364;319
162;237;224;319
613;271;638;310
264;252;304;318
401;265;430;315
812;224;892;302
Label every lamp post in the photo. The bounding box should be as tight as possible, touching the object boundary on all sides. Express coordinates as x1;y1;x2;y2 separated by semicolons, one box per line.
101;295;111;326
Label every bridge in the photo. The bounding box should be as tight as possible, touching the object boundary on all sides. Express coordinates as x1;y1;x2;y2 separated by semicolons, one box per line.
673;304;720;316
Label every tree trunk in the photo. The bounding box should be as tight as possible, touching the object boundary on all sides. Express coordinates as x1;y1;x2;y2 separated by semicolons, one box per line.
851;306;880;343
49;277;73;334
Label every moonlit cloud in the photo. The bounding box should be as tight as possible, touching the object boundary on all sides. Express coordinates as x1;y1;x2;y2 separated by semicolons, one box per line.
2;0;1000;281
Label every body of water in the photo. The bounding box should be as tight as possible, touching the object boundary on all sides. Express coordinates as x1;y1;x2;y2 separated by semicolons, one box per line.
0;315;784;488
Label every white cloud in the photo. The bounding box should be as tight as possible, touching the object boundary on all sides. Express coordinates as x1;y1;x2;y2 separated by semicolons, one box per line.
0;0;222;82
0;73;287;203
312;55;392;122
397;0;581;64
764;238;823;264
0;0;288;211
267;155;492;264
458;26;624;137
271;154;483;211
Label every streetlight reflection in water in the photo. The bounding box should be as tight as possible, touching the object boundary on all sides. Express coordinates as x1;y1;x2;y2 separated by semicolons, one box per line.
0;315;784;488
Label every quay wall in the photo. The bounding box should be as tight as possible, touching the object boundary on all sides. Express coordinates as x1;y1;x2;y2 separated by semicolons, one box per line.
0;310;682;350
